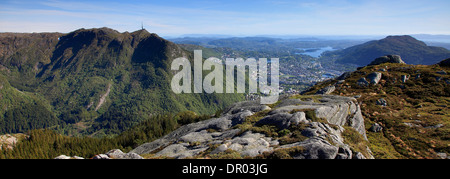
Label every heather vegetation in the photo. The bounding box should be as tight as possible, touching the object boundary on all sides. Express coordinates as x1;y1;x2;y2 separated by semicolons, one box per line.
303;61;450;158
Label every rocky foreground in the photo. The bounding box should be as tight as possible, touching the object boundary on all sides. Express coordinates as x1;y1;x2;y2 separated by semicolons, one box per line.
129;94;374;159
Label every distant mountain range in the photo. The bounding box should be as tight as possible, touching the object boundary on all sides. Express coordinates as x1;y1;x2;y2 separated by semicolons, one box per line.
326;35;450;66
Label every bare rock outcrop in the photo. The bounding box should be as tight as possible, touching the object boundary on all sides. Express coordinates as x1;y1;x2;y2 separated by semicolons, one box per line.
131;95;373;159
368;55;405;66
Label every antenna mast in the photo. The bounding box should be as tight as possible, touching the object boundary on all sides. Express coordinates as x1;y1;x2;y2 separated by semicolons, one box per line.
141;22;144;30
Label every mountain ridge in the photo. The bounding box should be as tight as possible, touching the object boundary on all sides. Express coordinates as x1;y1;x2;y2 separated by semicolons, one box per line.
0;27;244;136
326;35;450;66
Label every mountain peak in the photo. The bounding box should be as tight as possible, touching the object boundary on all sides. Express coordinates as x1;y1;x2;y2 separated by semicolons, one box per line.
381;35;427;46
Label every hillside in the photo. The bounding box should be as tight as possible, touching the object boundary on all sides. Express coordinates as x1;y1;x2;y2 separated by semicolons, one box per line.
325;35;450;66
0;28;244;136
303;56;450;158
0;73;58;134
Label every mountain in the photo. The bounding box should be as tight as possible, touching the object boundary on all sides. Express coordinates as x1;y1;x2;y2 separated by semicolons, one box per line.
303;56;449;159
0;28;244;136
326;35;450;66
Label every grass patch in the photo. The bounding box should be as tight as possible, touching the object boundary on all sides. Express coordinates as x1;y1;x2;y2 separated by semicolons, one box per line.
255;146;305;159
342;126;371;158
290;95;323;103
208;149;243;159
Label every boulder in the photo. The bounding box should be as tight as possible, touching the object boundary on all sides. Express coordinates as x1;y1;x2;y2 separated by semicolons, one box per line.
367;72;382;85
92;154;110;159
280;137;339;159
369;123;383;132
154;143;209;159
54;155;84;159
256;112;305;130
368;55;405;66
179;130;213;143
336;72;352;80
353;152;367;159
376;98;388;106
436;70;447;75
315;85;335;95
401;75;410;83
105;149;143;159
226;131;276;157
54;155;72;159
357;77;369;87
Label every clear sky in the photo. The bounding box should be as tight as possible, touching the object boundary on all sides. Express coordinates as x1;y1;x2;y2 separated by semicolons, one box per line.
1;0;449;36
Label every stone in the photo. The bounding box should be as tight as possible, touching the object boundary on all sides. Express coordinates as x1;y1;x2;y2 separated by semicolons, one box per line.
436;70;447;75
368;55;405;66
403;122;422;128
336;146;353;159
105;149;143;159
401;75;410;83
280;138;339;159
336;72;352;80
54;155;72;159
369;123;383;132
223;131;276;157
415;74;421;79
92;154;110;159
210;144;228;154
353;152;366;159
154;143;208;159
436;152;449;159
230;110;253;126
376;98;387;106
256;113;296;130
357;77;369;87
291;112;308;124
315;85;335;95
367;72;382;85
228;143;243;151
425;124;444;129
179;130;213;143
0;134;20;150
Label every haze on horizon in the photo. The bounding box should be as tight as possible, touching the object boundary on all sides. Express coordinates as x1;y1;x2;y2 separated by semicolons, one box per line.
1;0;450;37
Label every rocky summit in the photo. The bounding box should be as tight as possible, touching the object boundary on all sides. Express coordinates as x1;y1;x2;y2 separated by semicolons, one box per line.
131;95;374;159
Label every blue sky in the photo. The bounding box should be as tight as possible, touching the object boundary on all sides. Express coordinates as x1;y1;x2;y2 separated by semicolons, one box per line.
1;0;449;36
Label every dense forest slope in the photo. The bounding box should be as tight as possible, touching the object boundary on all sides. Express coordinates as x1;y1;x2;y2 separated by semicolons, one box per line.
0;28;244;136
